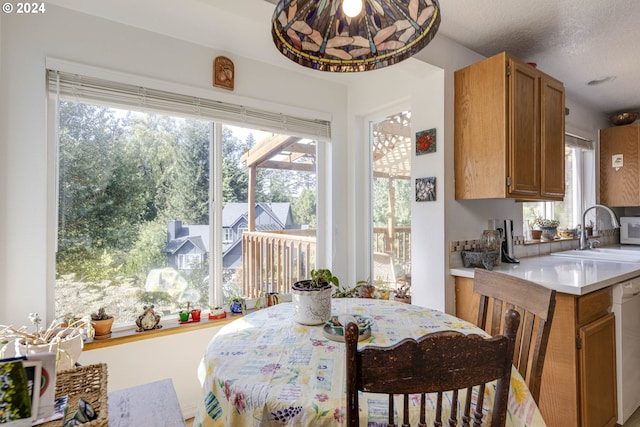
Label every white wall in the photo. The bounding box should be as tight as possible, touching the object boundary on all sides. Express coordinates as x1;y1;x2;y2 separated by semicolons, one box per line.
346;59;449;311
78;326;222;419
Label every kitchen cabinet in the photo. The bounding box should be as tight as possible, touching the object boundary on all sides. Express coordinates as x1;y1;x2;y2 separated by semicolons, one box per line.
454;52;565;200
455;278;617;427
600;123;640;206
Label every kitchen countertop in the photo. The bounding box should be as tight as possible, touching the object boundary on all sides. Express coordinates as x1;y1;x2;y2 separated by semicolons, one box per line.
450;245;640;295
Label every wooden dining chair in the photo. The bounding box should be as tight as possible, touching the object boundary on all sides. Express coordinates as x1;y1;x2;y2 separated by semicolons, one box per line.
473;268;556;404
345;309;521;427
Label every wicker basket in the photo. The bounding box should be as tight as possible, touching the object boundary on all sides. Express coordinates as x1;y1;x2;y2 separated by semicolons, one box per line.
40;363;109;427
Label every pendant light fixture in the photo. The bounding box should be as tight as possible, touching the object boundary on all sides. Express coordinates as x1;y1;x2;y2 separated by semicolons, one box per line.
271;0;441;72
342;0;363;17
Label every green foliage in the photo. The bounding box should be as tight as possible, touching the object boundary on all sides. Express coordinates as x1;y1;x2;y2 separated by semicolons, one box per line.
91;307;113;320
372;176;411;227
0;361;32;422
57;245;124;283
332;282;361;298
310;268;339;287
532;214;560;228
222;127;249;202
291;188;316;227
169;120;210;223
125;219;167;276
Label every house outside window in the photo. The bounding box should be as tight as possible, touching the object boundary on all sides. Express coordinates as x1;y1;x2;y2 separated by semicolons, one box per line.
49;68;328;324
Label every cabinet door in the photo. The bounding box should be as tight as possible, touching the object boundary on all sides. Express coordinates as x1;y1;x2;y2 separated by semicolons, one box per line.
600;124;640;206
508;59;540;198
454;277;479;323
579;312;617;427
540;76;565;200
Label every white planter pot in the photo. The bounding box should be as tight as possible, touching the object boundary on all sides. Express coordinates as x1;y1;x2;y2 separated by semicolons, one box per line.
292;282;332;325
15;331;84;371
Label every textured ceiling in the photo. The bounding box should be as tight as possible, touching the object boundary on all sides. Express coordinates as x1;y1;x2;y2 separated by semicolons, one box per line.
45;0;640;119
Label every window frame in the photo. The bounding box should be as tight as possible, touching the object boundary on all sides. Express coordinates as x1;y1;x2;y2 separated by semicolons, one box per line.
222;228;233;244
46;59;333;324
523;133;595;233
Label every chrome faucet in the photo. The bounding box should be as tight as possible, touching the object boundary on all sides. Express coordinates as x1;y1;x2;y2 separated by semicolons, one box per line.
579;204;620;250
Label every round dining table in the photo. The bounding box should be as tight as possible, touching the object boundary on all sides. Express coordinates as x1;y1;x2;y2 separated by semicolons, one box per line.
193;298;546;426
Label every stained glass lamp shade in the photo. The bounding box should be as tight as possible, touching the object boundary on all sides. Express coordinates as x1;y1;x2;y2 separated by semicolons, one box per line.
271;0;441;72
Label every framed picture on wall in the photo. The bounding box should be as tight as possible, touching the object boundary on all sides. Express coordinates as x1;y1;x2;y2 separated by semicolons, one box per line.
416;128;436;155
416;177;436;201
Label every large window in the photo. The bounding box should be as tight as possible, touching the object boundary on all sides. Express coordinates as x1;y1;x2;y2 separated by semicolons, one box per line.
523;134;595;236
49;68;327;324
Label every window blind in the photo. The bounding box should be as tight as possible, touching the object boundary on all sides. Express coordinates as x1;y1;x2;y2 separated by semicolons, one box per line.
47;69;331;140
565;132;593;150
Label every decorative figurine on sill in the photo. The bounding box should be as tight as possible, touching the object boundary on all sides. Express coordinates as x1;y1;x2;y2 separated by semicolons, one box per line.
136;305;162;332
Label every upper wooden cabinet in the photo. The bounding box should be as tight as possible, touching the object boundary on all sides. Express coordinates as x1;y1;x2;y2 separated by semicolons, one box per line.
600;123;640;206
455;52;566;200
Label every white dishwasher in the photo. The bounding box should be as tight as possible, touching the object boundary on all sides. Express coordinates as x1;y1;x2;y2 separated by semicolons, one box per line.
613;278;640;425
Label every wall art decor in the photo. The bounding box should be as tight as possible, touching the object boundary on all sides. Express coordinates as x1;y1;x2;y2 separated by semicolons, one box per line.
416;176;436;201
213;56;234;90
416;128;436;155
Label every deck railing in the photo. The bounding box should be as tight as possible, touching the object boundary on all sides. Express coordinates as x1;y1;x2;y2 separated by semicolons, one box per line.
240;228;411;298
373;226;411;269
241;230;316;299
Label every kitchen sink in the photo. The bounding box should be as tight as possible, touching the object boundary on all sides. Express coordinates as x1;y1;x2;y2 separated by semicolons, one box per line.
551;248;640;263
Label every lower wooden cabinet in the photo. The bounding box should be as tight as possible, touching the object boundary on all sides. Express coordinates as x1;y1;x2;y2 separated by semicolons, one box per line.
455;278;617;427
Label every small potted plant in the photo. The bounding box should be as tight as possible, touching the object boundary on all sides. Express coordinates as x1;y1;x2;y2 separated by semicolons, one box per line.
332;281;361;298
393;283;412;304
208;306;226;320
357;279;376;298
229;296;245;314
90;307;114;340
291;268;339;325
1;313;88;370
178;302;191;322
190;306;202;322
533;215;560;241
254;291;282;309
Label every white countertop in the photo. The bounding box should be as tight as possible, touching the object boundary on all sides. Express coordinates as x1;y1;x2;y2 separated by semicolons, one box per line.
450;245;640;295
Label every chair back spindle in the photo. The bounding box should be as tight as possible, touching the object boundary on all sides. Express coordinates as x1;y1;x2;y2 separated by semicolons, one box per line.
473;269;556;403
345;309;521;427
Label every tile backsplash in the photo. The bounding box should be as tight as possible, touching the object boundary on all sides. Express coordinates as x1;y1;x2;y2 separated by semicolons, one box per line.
449;230;619;268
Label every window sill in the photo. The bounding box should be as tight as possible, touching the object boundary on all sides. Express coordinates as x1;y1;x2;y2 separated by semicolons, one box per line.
83;313;240;350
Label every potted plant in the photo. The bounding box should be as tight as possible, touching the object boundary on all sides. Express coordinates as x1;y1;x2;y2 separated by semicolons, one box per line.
90;307;114;340
190;306;202;322
1;313;89;370
332;281;361;298
356;279;376;298
372;278;391;299
393;283;412;304
291;268;339;325
229;297;245;314
254;291;282;309
179;307;190;322
533;215;560;241
208;306;226;320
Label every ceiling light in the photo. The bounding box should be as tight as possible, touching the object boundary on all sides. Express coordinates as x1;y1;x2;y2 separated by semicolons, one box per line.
342;0;363;17
271;0;441;72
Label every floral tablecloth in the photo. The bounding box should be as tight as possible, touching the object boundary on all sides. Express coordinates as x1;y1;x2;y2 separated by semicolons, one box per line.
194;299;546;426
